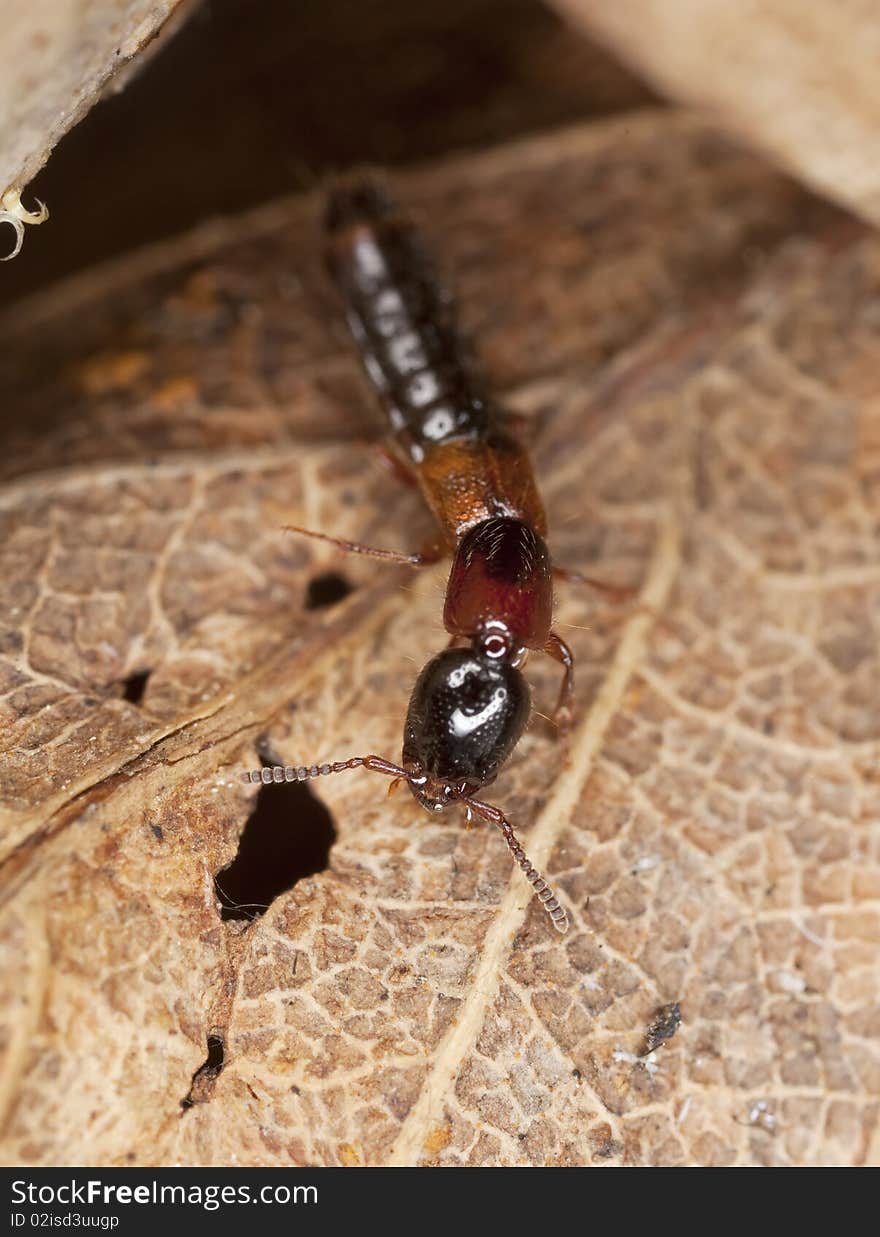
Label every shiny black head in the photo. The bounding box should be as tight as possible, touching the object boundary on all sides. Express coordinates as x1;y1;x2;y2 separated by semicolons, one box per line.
402;647;530;812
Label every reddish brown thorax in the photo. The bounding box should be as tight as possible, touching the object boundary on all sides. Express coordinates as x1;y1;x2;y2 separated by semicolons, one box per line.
444;516;553;658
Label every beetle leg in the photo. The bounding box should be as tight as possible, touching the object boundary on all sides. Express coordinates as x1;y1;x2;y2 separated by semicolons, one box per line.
543;631;574;734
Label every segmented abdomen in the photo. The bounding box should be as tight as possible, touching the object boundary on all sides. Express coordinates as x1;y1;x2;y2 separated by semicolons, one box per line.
323;179;492;457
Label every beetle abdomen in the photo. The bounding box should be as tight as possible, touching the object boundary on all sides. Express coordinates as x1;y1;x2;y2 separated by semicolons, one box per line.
324;178;492;453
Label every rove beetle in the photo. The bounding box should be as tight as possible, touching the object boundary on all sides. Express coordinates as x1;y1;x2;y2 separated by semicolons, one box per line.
243;180;623;932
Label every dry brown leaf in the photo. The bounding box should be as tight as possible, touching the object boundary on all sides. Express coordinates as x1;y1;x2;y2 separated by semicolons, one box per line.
551;0;880;226
0;0;185;201
1;111;878;1167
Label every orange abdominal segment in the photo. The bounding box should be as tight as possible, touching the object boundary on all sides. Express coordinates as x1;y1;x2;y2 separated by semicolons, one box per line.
416;429;547;543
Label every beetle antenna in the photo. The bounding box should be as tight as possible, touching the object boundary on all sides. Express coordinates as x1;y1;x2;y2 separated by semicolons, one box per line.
465;796;569;933
241;754;408;785
241;760;569;933
281;523;426;566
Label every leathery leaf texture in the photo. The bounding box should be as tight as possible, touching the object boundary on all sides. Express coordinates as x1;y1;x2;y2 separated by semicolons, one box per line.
0;112;878;1166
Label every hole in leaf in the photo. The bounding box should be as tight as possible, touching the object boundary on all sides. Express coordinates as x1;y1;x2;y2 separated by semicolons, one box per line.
180;1033;225;1111
305;570;353;610
216;777;337;921
121;669;151;705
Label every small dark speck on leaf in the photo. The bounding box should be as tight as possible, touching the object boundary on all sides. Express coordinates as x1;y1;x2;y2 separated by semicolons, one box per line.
592;1139;622;1160
150;824;163;841
644;1001;682;1054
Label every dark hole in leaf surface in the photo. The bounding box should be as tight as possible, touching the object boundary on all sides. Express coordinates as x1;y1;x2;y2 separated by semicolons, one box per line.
305;570;353;610
215;777;337;922
122;669;151;705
